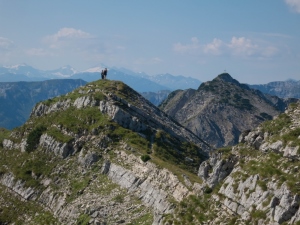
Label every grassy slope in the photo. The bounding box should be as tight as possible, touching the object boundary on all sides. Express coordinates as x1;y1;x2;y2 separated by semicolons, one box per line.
0;80;204;224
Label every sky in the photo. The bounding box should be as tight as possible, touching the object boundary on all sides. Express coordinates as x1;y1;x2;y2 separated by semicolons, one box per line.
0;0;300;84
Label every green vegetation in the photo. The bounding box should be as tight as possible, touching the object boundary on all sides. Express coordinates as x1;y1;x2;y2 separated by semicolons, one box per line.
250;209;267;221
141;154;151;162
47;127;74;143
33;212;59;225
260;112;273;120
282;127;300;147
219;93;253;110
76;213;90;225
90;174;120;196
198;80;219;93
153;130;205;173
26;125;46;152
113;194;124;203
50;107;105;134
126;213;153;224
236;148;300;194
67;175;91;202
0;147;61;188
199;79;255;111
261;113;291;135
110;125;151;152
231;94;253;110
0;185;58;225
289;102;298;110
215;146;233;158
165;193;216;224
0;128;10;147
15;154;55;187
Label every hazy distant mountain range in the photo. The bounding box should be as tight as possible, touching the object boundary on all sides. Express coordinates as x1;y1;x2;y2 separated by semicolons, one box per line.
0;64;201;92
249;80;300;99
0;79;86;129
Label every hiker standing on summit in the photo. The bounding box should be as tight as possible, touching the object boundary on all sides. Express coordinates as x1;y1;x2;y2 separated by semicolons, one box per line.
103;68;108;79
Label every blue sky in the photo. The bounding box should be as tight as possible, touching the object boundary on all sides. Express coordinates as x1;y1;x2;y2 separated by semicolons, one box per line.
0;0;299;84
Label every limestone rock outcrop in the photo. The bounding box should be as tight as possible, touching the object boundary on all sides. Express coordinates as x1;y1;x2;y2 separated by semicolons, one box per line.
195;100;300;224
198;152;238;188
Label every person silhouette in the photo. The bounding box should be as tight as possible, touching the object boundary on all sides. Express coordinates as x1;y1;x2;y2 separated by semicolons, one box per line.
103;68;108;79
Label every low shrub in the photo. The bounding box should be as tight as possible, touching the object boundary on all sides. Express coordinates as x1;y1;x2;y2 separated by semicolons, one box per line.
26;125;46;152
141;154;151;162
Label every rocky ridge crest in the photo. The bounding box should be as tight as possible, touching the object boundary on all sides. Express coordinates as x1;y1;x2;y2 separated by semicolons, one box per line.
0;80;208;224
159;73;297;148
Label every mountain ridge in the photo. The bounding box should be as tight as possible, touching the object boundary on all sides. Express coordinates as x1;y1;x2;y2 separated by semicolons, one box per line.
159;73;298;148
249;79;300;99
0;78;300;224
0;64;202;92
0;79;210;224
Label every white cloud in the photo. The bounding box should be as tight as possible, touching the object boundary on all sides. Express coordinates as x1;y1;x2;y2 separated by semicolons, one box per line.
204;38;223;55
285;0;300;13
228;36;259;56
47;27;92;40
37;28;129;69
227;37;279;58
0;37;14;50
173;36;278;59
173;37;201;53
44;28;92;49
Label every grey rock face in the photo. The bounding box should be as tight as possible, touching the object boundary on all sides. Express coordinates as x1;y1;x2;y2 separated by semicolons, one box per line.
240;101;300;159
160;73;297;148
198;152;238;188
78;149;99;168
200;101;300;224
103;162;171;214
0;173;39;200
39;134;74;158
31;99;71;117
73;96;98;108
2;139;15;150
0;149;197;225
218;175;300;224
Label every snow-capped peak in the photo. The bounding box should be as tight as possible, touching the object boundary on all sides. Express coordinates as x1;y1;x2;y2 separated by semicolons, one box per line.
4;63;30;69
